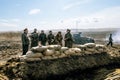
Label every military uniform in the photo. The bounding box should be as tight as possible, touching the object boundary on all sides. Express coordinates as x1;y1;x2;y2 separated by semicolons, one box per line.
30;32;39;48
107;34;113;47
39;33;47;46
21;32;29;55
55;33;63;46
47;34;54;45
64;31;73;48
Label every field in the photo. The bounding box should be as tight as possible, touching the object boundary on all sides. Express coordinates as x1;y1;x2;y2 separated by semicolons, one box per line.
0;28;120;80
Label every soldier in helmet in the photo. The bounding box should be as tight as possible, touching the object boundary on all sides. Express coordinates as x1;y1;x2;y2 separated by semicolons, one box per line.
47;30;54;45
64;29;73;48
39;30;47;46
55;31;63;46
21;28;29;55
30;28;39;48
107;34;113;47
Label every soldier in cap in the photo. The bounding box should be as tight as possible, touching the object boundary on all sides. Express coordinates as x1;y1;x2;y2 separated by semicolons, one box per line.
47;30;54;45
64;29;73;48
21;28;29;55
30;28;39;48
107;34;113;47
39;30;47;46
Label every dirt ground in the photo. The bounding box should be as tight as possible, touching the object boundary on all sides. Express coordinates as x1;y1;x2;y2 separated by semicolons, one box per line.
0;30;120;80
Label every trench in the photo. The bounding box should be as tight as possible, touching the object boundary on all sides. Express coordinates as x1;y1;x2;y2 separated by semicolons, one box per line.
27;62;120;80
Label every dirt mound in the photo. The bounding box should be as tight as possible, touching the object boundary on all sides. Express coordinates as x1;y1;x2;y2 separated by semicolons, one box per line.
0;52;115;80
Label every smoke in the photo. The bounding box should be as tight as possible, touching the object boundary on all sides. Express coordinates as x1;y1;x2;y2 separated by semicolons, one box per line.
113;30;120;43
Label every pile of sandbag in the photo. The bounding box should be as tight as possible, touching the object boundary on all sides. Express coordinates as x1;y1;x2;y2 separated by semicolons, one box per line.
23;43;107;60
74;43;107;54
24;45;67;60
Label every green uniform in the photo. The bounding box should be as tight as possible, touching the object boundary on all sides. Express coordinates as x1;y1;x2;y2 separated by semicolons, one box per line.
21;32;29;55
48;34;54;45
30;32;39;48
55;34;63;46
39;33;47;46
64;32;73;48
107;34;113;47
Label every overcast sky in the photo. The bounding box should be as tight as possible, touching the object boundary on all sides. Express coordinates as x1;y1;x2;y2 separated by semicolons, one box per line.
0;0;120;31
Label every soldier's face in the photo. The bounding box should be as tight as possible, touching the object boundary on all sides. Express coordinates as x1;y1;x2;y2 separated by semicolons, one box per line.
25;30;28;33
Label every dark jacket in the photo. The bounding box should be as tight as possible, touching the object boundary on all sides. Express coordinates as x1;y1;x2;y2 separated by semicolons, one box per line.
47;34;54;45
30;32;39;47
22;32;29;45
64;32;73;48
39;33;47;46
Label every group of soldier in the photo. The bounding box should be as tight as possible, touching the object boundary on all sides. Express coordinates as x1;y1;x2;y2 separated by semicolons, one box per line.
21;28;113;55
21;28;73;55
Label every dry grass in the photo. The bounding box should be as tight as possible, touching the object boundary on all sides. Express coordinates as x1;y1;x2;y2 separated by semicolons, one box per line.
0;32;21;41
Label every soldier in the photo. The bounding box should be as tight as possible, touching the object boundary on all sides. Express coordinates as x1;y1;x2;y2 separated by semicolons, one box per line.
21;28;29;55
39;30;47;46
107;34;113;47
30;28;39;48
55;31;63;46
64;29;73;48
47;30;54;45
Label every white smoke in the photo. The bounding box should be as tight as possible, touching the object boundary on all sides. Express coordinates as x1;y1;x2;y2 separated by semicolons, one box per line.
113;30;120;43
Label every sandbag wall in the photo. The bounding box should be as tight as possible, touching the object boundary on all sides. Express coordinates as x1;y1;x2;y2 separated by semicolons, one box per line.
1;43;117;80
23;43;107;61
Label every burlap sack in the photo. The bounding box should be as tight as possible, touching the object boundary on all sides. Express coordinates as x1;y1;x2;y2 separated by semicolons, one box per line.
71;48;81;53
58;53;66;58
42;56;53;60
31;46;48;53
60;47;69;53
86;48;95;53
74;45;86;51
26;51;43;58
95;44;106;53
54;51;61;56
44;49;55;56
48;45;61;51
64;49;75;55
25;58;41;61
84;43;96;48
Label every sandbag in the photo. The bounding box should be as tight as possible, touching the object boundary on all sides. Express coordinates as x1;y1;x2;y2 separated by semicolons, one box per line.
74;45;86;51
44;49;55;56
58;53;66;58
64;49;75;55
71;48;81;53
95;44;106;49
26;51;33;54
60;47;69;52
31;46;48;53
84;51;92;54
48;45;61;51
86;48;95;53
42;56;53;60
95;44;106;52
54;51;61;56
54;45;61;51
25;58;41;61
84;43;96;48
26;51;43;58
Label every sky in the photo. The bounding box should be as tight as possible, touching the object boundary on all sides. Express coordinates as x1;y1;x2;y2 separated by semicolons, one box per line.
0;0;120;31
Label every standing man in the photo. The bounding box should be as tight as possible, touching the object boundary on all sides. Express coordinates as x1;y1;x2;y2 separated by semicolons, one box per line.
30;28;39;48
39;30;47;46
47;30;54;45
55;31;63;46
107;34;113;47
21;28;29;55
64;29;73;48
